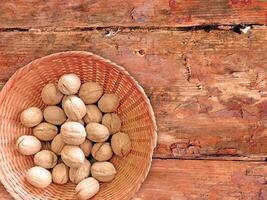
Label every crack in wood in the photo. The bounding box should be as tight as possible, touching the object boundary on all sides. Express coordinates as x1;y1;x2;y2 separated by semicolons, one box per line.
240;108;244;118
181;29;194;81
153;156;267;162
183;56;191;82
0;24;265;33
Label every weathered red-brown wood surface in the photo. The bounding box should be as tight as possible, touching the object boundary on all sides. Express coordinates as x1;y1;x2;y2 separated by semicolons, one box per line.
0;0;267;29
0;160;266;200
1;0;267;199
1;29;267;161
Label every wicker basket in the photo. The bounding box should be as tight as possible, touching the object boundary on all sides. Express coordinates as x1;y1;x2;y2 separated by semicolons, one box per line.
0;51;157;200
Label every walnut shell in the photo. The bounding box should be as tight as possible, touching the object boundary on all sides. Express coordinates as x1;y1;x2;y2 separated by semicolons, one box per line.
66;118;85;126
43;106;66;125
41;83;63;105
51;134;65;155
16;135;42;155
52;163;69;185
98;94;119;113
26;166;52;188
86;122;110;142
91;142;113;161
83;105;102;124
61;145;85;168
111;132;131;157
102;113;121;134
79;139;93;157
63;95;87;121
61;95;68;107
58;73;81;95
78;82;103;104
75;177;100;200
34;150;57;169
69;159;91;184
33;122;58;141
61;121;86;145
20;107;43;127
91;161;116;182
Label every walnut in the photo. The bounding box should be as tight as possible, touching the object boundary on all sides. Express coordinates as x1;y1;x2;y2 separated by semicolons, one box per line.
91;142;113;161
34;150;57;169
20;107;43;127
61;145;85;168
83;105;102;124
75;177;100;200
51;134;65;155
91;161;116;182
61;121;86;145
58;73;81;95
26;166;52;188
16;135;41;155
78;82;103;104
52;163;69;185
62;95;86;121
33;122;58;141
98;94;119;113
41;83;63;105
86;122;110;142
79;139;93;157
111;132;131;157
101;113;121;134
43;106;66;125
69;159;91;184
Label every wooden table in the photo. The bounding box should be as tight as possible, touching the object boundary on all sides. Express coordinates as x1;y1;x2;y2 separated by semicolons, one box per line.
1;1;267;199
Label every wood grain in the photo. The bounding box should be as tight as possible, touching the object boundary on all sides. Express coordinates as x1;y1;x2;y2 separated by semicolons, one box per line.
0;159;267;200
0;0;266;29
0;29;267;160
136;159;267;200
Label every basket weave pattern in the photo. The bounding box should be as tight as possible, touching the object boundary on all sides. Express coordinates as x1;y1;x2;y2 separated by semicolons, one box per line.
0;51;157;200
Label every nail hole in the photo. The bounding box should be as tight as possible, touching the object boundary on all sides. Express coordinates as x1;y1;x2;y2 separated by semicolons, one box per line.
135;49;146;56
138;49;145;55
233;25;251;34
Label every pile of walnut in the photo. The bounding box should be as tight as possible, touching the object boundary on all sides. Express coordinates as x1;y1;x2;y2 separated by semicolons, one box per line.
16;73;131;200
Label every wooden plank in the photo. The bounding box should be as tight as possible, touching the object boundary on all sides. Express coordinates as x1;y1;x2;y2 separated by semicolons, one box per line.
0;0;267;29
0;29;267;160
0;159;267;199
136;159;267;200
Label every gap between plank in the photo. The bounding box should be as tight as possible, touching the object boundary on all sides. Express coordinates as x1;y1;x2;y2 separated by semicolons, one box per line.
153;156;267;163
0;24;266;33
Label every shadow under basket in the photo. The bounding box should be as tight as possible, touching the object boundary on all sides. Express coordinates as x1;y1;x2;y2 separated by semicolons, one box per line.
0;51;157;200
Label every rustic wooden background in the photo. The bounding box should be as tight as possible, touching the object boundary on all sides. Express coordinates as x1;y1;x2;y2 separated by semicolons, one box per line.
1;1;267;199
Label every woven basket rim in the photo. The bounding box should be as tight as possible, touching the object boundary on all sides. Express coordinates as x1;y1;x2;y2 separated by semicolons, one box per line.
0;51;158;200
